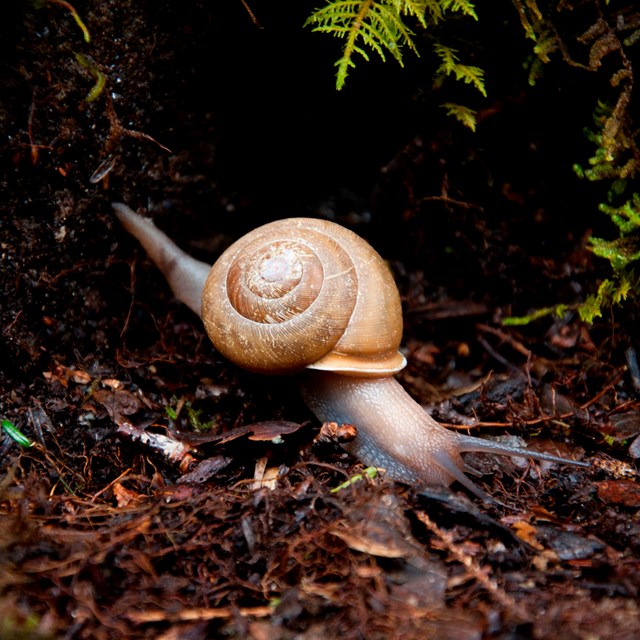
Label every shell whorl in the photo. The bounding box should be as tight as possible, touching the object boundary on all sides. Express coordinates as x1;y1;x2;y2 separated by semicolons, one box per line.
201;218;406;375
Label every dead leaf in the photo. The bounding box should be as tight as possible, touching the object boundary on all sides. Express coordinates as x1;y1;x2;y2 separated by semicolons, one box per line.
330;494;420;559
330;524;412;558
316;421;357;444
597;480;640;507
93;388;143;421
43;363;92;387
246;420;304;442
178;457;231;484
176;421;304;446
609;412;640;442
112;481;143;507
511;521;544;550
536;524;605;561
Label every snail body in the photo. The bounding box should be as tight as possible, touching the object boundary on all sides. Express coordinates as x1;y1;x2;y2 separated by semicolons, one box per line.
112;203;587;499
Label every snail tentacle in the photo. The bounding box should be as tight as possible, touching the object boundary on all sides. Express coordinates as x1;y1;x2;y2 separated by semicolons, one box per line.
112;203;210;317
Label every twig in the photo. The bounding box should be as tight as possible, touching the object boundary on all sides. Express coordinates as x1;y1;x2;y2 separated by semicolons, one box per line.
439;411;576;430
477;323;533;359
478;336;520;373
580;370;625;409
239;0;263;28
126;605;273;623
2;310;23;336
90;98;172;183
415;510;529;621
90;467;134;502
104;97;172;154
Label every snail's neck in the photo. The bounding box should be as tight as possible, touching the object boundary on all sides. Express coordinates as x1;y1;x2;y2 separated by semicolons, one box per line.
112;203;211;316
298;370;460;486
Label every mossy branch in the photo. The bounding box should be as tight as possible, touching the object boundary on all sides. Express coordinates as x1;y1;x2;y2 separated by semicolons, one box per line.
506;0;640;325
305;0;484;128
305;0;421;89
305;0;481;91
433;43;486;96
440;102;478;131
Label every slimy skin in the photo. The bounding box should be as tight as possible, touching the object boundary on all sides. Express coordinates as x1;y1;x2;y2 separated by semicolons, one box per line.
299;371;587;499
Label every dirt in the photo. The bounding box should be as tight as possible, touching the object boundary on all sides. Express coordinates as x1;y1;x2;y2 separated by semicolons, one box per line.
1;2;639;639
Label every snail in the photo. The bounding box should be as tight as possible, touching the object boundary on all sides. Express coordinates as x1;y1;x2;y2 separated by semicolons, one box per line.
112;203;588;499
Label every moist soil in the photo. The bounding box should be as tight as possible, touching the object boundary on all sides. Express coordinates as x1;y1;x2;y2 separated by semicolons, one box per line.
1;2;639;639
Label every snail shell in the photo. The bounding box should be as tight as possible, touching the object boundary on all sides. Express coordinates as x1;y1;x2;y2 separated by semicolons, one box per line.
201;218;406;376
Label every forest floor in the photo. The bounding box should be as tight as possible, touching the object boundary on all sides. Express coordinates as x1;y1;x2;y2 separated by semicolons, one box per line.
1;2;639;639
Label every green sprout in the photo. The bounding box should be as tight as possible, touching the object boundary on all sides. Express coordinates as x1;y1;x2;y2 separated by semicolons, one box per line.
1;418;34;448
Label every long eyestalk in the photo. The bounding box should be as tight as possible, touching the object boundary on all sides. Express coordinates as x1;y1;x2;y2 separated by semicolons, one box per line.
112;203;211;317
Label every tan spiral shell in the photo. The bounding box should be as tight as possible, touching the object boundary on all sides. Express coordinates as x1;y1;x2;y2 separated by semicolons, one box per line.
201;217;406;376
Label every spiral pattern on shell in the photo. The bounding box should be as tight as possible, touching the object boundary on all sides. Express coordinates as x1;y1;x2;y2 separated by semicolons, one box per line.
201;218;406;375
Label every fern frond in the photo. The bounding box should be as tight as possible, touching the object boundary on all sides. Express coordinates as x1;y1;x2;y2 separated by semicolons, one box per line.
390;0;429;28
440;0;478;20
504;270;639;326
598;193;640;235
306;0;426;89
306;0;483;91
441;102;477;130
590;235;640;270
433;44;486;96
578;271;638;323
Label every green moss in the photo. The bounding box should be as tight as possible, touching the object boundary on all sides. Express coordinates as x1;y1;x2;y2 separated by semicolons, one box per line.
305;0;483;127
505;0;639;325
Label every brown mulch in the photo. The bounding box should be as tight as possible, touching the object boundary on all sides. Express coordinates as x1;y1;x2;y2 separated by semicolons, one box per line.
1;2;639;639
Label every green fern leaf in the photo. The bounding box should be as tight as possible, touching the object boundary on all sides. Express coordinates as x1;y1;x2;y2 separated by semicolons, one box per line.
306;0;426;89
433;44;486;96
389;0;430;28
441;102;477;130
440;0;478;20
579;270;638;322
578;292;604;323
598;194;640;235
306;1;483;91
590;235;640;269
